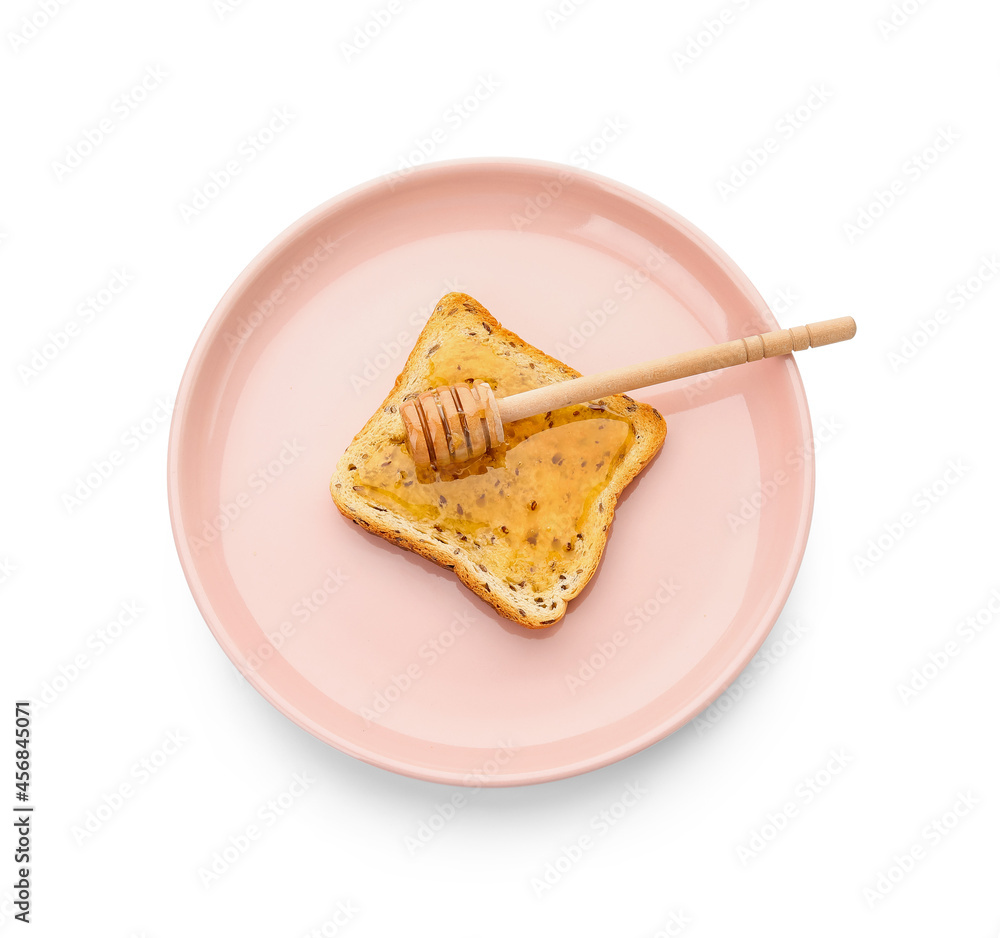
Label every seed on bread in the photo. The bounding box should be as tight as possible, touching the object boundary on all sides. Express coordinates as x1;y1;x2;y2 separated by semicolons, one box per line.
329;292;666;628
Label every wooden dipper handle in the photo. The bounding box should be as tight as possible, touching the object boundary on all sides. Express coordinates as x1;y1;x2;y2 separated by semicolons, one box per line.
496;316;856;423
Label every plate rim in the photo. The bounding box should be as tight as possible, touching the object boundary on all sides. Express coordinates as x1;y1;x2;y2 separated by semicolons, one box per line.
167;156;815;786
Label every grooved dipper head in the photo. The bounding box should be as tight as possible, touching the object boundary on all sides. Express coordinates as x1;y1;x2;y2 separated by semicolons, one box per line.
400;381;504;472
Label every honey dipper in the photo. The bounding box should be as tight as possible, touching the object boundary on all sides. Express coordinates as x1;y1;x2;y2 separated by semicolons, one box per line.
400;316;856;472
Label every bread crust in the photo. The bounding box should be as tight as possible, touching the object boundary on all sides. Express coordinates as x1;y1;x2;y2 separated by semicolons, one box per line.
330;293;666;627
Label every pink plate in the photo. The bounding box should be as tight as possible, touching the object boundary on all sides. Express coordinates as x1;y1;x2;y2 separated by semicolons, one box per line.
167;158;814;786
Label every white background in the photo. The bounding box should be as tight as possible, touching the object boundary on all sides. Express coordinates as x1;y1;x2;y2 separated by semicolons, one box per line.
3;0;999;934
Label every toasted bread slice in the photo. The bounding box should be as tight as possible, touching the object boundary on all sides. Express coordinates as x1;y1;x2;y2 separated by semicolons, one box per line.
330;293;666;627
